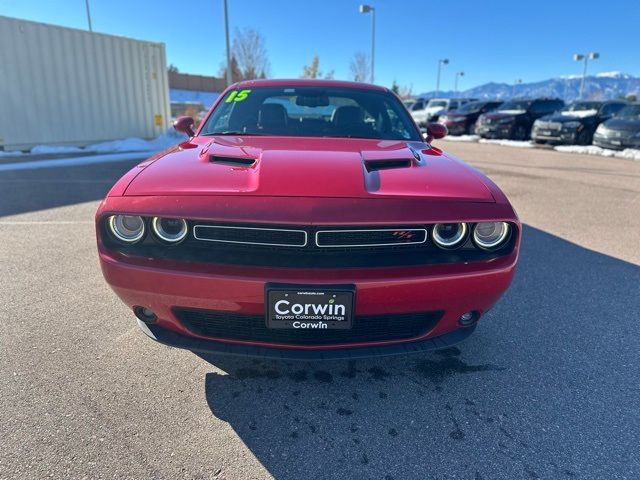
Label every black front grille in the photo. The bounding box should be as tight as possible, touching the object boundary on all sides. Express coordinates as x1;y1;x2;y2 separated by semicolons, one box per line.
193;225;307;247
174;308;444;345
316;228;427;247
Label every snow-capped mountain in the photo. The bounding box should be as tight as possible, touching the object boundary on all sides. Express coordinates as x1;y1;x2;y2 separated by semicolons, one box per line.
418;72;640;101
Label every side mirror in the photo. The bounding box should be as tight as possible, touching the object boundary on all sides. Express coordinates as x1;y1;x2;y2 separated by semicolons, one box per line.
424;122;448;143
173;116;195;137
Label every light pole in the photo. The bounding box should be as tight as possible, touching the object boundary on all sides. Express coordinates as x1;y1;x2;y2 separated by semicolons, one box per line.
435;58;449;97
512;78;522;98
359;5;376;84
454;71;464;93
85;0;92;32
223;0;233;86
573;52;599;99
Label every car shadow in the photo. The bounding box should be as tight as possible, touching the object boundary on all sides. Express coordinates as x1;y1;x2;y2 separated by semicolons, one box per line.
196;225;640;479
0;157;145;217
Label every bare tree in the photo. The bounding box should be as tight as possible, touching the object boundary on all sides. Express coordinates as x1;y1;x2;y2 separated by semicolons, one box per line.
218;56;243;84
231;28;270;80
301;55;334;79
350;52;370;82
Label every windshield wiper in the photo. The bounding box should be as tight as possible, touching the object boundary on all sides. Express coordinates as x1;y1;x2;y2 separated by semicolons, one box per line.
203;131;266;136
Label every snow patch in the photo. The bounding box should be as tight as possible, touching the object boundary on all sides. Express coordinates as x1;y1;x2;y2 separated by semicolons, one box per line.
443;135;480;142
170;88;220;107
554;145;640;161
595;71;630;79
495;109;526;115
31;145;84;154
479;139;534;148
21;130;187;157
88;131;185;153
0;150;24;157
559;110;598;118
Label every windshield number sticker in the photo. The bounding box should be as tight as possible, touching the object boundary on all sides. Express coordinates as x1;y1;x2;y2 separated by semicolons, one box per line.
226;89;252;103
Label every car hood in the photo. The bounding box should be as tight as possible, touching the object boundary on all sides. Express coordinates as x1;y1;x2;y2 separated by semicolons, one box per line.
541;111;596;122
124;136;495;203
602;118;640;132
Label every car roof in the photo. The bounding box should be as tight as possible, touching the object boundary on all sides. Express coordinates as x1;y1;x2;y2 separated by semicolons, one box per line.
230;78;388;92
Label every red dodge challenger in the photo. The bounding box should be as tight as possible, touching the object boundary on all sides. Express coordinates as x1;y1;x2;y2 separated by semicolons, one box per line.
97;79;520;359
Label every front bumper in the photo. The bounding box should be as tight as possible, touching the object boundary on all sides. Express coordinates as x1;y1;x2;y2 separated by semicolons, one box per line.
138;319;478;359
593;132;640;151
476;124;513;139
442;122;467;136
100;246;518;355
531;128;578;144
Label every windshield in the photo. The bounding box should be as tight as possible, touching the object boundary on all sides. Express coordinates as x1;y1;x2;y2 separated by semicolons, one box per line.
200;86;420;140
427;100;447;108
457;101;486;113
563;101;601;111
497;101;532;112
615;105;640;119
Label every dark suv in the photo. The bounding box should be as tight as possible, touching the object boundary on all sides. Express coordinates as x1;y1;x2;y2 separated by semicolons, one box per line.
532;101;627;145
593;103;640;150
476;98;565;140
439;100;503;135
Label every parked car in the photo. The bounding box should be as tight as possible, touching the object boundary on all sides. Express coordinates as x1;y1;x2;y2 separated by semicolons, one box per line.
439;100;503;135
593;103;640;150
531;100;627;145
97;79;520;359
403;99;416;110
410;98;471;126
476;98;565;140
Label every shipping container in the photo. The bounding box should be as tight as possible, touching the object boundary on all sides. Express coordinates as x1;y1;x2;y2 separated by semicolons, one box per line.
0;15;171;151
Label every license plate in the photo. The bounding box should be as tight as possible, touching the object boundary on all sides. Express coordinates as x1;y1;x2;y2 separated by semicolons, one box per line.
265;284;354;330
541;130;552;136
611;140;622;146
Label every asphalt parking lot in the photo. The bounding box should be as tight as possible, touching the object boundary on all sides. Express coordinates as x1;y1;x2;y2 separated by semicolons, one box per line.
1;143;639;479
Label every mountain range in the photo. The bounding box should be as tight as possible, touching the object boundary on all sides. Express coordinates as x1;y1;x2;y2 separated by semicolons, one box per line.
418;72;639;102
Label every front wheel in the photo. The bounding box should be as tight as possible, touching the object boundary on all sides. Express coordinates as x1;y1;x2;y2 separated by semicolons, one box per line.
576;128;592;145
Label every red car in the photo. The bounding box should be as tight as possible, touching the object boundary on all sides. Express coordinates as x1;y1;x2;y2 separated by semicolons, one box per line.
97;79;520;359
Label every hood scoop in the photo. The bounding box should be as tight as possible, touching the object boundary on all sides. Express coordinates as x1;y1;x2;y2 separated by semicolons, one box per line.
364;158;412;172
209;154;256;167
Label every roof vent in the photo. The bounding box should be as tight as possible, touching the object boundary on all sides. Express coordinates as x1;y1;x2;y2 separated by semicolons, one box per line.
364;158;412;172
209;155;256;167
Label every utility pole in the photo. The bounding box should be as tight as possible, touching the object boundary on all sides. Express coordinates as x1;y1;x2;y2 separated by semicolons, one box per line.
435;58;449;97
85;0;93;32
573;52;599;99
512;78;522;98
454;71;464;93
223;0;232;86
359;5;376;84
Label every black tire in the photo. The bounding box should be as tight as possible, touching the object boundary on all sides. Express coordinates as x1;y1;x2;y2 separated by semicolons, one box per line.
513;125;528;141
467;123;476;135
576;128;592;145
533;139;545;145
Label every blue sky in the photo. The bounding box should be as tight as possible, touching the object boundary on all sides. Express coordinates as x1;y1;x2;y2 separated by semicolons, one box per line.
2;0;638;93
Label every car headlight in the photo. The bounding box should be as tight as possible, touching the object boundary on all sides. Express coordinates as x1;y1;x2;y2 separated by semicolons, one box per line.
595;124;606;134
108;215;145;243
497;117;514;124
563;121;581;129
472;222;510;250
432;223;468;249
152;217;188;243
533;119;542;127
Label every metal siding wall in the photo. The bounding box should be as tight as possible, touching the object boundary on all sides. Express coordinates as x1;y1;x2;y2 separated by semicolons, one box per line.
0;16;169;150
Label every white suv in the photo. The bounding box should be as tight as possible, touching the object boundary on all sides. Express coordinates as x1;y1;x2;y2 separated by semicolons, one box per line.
410;98;467;126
